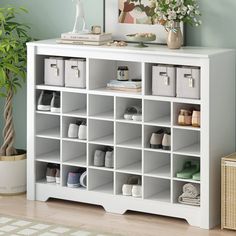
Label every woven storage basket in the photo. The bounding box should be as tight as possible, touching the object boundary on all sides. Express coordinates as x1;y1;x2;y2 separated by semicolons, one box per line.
222;153;236;230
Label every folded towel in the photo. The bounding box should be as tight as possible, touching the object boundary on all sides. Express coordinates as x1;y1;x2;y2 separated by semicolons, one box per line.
178;195;200;206
182;183;200;199
107;80;142;89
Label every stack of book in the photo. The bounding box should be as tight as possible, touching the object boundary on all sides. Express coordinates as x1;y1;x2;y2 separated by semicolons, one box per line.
107;80;142;93
57;32;112;46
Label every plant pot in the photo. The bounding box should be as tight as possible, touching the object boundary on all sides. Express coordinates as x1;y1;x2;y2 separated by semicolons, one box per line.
167;22;183;50
0;149;26;195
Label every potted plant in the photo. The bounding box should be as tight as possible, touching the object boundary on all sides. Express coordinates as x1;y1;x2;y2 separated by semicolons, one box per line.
0;7;32;194
154;0;202;49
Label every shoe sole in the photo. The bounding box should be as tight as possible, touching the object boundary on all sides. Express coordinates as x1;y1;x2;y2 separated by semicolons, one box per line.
38;105;51;111
46;176;56;183
162;146;171;151
51;107;61;113
150;144;162;149
67;183;80;188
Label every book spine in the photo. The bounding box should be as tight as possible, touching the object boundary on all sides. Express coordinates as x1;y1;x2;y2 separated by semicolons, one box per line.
61;34;111;42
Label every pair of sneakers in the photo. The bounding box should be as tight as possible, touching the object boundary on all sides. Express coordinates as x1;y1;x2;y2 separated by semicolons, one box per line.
178;109;201;128
122;176;142;198
94;147;114;168
38;90;61;113
68;120;87;140
46;164;60;184
150;129;171;150
124;106;142;122
67;168;87;188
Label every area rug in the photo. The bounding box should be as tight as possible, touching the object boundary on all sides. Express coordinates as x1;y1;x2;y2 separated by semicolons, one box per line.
0;215;116;236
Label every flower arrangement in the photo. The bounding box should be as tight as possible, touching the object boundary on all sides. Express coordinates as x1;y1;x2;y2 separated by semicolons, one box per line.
153;0;202;28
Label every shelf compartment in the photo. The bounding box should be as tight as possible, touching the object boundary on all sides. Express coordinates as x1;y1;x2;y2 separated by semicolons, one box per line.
173;103;201;129
89;59;142;92
116;147;142;174
173;129;200;156
36;162;60;185
88;168;114;194
115;172;142;196
116;97;142;122
36;114;60;139
144;125;171;150
62;165;87;189
144;151;170;179
144;177;170;202
35;138;60;163
173;154;200;183
116;123;142;149
89;94;114;120
144;100;171;127
62;92;87;117
173;180;200;207
62;116;87;140
89;119;114;145
62;141;87;167
88;144;114;169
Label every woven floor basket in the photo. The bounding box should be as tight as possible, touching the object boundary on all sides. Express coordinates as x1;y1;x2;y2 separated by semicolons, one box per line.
222;153;236;230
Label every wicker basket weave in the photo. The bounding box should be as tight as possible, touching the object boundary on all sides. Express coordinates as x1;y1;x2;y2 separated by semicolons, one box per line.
222;153;236;230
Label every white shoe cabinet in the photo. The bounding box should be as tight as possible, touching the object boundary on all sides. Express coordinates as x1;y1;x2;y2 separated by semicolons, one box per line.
27;39;235;229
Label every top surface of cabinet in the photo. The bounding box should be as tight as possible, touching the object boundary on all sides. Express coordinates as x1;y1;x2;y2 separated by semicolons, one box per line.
27;39;234;59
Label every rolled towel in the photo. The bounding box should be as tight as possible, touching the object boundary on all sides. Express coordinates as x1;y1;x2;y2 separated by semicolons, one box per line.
182;183;200;199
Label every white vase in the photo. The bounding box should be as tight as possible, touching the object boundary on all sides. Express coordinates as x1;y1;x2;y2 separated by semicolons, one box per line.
167;22;183;49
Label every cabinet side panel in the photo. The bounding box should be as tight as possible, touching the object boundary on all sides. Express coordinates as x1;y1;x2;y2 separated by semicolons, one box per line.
27;45;36;200
209;52;236;228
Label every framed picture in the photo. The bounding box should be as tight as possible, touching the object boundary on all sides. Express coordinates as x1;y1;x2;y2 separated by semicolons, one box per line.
104;0;184;45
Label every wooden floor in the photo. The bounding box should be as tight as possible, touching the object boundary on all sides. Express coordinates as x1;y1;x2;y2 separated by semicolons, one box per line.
0;195;235;236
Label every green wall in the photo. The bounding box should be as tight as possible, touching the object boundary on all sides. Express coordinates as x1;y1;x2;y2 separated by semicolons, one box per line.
0;0;236;149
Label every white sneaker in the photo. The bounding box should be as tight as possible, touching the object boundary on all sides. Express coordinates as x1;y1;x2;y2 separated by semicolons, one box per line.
78;121;87;140
122;176;141;197
132;185;142;198
51;92;61;113
68;123;79;138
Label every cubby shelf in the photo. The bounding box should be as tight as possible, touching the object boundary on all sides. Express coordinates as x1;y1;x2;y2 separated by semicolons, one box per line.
36;151;60;164
36;128;60;140
28;39;235;229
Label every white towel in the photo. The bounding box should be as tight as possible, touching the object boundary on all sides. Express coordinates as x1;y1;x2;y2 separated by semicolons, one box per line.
182;183;200;198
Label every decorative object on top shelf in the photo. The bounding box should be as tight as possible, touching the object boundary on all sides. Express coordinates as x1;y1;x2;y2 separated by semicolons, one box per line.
117;66;129;81
0;7;32;194
154;0;201;49
91;25;102;35
126;33;156;47
71;0;89;34
104;0;179;44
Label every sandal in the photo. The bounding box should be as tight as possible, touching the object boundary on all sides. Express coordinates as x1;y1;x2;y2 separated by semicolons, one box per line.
176;161;200;179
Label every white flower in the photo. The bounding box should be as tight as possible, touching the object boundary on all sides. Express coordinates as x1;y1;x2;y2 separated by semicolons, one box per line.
168;10;177;20
195;10;200;15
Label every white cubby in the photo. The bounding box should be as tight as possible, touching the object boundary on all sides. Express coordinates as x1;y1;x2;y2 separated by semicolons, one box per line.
144;151;170;179
36;114;60;139
36;138;60;164
28;40;236;229
173;103;201;129
62;92;87;118
89;59;142;92
173;129;200;156
88;169;114;194
89;95;114;120
115;172;142;196
144;100;171;127
88;143;113;169
62;165;87;189
88;119;114;145
173;154;200;183
116;97;142;123
62;141;87;167
116;122;142;149
144;125;171;151
62;116;87;141
144;177;170;202
172;180;200;206
116;147;142;175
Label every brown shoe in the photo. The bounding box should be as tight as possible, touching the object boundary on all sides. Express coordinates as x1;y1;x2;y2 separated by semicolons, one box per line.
178;109;192;126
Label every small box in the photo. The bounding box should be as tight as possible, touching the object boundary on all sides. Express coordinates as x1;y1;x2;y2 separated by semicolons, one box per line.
152;65;176;97
65;59;86;88
44;57;65;86
177;67;201;99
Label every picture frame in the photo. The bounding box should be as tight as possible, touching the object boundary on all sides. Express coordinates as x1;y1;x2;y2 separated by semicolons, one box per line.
103;0;184;45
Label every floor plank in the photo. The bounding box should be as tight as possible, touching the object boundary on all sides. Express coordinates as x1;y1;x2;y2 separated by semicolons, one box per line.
0;195;235;236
